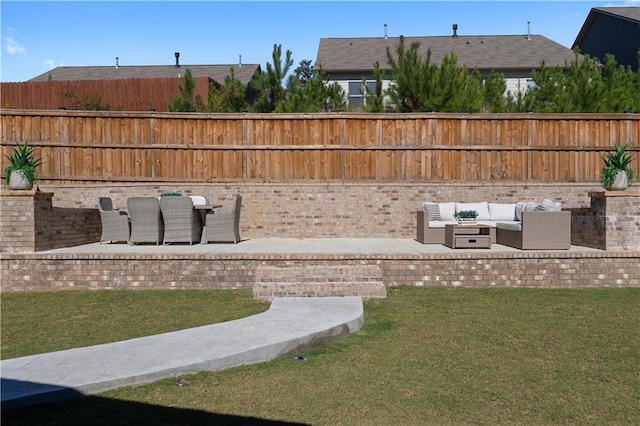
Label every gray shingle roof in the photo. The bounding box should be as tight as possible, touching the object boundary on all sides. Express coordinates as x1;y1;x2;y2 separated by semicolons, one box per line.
29;64;261;85
594;6;640;22
317;35;577;72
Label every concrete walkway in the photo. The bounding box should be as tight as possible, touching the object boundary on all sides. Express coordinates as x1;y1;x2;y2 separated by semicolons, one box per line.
0;296;364;410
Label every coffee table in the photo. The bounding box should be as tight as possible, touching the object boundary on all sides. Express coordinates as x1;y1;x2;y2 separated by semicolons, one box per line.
444;224;491;249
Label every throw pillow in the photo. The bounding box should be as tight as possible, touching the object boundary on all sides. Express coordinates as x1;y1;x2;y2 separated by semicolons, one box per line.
533;199;561;212
422;202;441;220
542;199;562;211
525;202;539;212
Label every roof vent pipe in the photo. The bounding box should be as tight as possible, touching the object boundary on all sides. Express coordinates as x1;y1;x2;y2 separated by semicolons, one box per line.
384;23;388;39
175;52;180;67
239;54;242;67
453;24;458;37
115;57;119;68
527;21;531;40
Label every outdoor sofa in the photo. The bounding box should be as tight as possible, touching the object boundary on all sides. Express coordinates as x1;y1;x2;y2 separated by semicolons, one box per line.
417;200;570;249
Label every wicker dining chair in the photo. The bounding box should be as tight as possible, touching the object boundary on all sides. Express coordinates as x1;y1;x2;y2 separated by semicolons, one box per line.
127;197;164;245
160;196;202;245
205;195;242;243
98;197;130;243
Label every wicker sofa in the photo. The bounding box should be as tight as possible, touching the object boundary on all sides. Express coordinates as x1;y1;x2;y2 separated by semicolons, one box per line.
496;211;571;250
416;200;570;249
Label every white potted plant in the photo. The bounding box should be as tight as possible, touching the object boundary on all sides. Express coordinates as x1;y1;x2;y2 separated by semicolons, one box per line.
4;140;42;190
600;142;634;191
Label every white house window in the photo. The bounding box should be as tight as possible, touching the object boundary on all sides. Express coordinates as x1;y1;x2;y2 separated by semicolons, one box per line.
348;81;377;106
526;79;537;90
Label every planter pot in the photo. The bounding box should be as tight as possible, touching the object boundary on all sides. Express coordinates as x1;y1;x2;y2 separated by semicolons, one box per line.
8;170;33;190
457;218;477;224
606;170;628;191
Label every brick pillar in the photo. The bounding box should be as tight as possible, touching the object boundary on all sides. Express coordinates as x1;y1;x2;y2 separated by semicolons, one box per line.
588;190;640;251
0;189;54;253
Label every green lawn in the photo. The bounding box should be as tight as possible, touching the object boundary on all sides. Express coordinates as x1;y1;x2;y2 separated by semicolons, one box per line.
2;287;640;425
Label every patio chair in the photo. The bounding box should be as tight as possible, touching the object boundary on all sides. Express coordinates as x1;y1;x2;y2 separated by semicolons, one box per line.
160;196;202;245
98;197;130;243
205;195;242;244
127;197;164;245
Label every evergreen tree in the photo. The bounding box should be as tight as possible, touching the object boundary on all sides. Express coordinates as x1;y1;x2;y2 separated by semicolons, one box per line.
205;68;247;113
363;61;385;113
277;60;346;113
385;36;433;112
483;71;507;113
384;37;483;112
168;69;199;112
251;44;293;113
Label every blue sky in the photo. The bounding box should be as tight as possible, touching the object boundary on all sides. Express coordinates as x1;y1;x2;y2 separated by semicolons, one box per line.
1;0;638;82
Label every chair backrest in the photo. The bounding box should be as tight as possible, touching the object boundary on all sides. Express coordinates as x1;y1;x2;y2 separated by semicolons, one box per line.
98;197;114;212
232;195;242;214
161;195;195;213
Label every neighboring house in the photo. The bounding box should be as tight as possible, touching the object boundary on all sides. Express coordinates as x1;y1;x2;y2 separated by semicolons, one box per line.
11;55;262;111
29;55;261;87
316;27;578;108
572;7;640;72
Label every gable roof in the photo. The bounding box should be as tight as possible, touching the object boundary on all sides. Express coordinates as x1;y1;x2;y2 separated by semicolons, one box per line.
29;64;261;86
317;35;577;73
573;7;640;48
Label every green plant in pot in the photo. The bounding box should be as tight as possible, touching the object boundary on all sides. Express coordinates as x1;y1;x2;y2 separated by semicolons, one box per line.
4;140;42;190
600;142;634;191
454;210;478;223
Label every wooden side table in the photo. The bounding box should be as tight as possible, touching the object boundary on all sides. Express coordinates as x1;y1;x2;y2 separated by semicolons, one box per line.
444;224;491;249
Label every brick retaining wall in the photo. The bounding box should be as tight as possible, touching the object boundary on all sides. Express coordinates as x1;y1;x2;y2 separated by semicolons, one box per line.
1;251;638;292
36;181;603;239
1;189;100;253
5;182;637;254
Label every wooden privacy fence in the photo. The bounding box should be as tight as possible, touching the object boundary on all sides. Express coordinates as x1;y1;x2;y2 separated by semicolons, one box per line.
1;109;639;183
0;77;211;112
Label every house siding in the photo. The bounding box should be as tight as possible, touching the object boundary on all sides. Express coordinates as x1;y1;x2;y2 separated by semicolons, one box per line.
576;12;640;71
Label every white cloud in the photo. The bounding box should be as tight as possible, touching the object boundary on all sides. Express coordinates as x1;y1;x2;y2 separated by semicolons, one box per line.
5;37;26;54
43;60;57;70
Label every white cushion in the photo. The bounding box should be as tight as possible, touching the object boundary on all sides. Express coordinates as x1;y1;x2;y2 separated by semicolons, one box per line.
428;220;457;228
422;202;441;220
488;203;516;221
189;195;208;206
515;202;526;221
477;220;498;227
438;202;456;220
524;202;539;212
455;202;490;220
497;222;522;231
534;199;561;212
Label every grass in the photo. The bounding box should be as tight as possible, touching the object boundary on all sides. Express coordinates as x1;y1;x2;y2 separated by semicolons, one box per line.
2;287;640;425
0;289;269;360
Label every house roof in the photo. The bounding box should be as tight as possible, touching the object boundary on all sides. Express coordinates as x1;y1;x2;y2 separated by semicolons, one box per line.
29;64;261;85
573;7;640;49
317;35;577;73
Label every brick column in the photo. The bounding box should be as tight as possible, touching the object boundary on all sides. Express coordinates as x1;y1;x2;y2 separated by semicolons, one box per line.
588;190;640;251
0;189;54;253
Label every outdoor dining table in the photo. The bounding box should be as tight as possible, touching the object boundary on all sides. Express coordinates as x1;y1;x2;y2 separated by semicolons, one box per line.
195;204;222;244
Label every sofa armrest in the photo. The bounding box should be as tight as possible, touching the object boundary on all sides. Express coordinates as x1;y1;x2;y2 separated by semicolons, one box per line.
520;211;571;249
